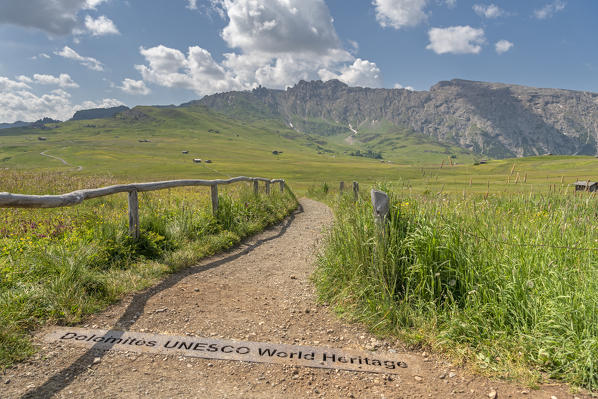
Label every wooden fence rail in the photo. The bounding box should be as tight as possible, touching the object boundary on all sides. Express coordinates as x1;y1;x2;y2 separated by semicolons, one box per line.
0;176;285;239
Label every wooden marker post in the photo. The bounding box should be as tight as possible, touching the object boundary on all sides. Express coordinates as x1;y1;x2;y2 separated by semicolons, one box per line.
128;190;140;239
339;181;345;194
352;181;359;202
211;184;219;215
253;179;259;195
265;181;271;195
370;189;390;225
279;180;285;193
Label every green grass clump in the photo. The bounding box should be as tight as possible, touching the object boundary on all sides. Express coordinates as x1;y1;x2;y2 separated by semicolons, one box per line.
0;170;297;368
316;187;598;390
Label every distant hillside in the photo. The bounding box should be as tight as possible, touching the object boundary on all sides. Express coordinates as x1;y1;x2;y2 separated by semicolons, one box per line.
71;105;130;121
0;118;61;130
0;121;31;129
31;117;61;127
193;79;598;158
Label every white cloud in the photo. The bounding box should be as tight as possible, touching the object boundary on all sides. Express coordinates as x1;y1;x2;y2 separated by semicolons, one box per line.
426;26;486;54
119;78;151;95
318;59;382;88
373;0;428;29
473;4;504;18
444;0;457;8
16;75;33;84
135;0;382;95
204;0;226;18
136;45;242;95
495;39;514;54
534;0;566;19
0;80;123;122
55;46;104;71
78;98;124;110
0;89;73;122
0;76;31;91
32;73;79;88
0;0;107;35
221;0;341;55
84;15;119;36
31;53;51;60
347;40;359;54
394;83;415;90
84;0;109;9
186;0;198;10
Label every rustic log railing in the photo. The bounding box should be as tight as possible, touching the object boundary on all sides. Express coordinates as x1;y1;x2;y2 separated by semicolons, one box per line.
0;177;286;239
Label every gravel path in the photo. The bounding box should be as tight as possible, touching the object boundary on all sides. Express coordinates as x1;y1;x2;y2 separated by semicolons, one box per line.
1;199;591;398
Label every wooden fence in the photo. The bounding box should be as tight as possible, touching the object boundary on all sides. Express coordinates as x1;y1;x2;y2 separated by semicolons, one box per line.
337;180;389;222
0;177;285;239
338;181;360;202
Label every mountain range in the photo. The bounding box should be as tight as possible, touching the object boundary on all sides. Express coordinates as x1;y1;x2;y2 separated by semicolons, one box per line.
70;106;130;121
4;79;598;160
190;79;598;159
0;118;61;130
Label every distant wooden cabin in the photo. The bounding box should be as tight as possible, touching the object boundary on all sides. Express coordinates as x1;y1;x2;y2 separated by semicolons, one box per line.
182;150;189;154
205;160;212;164
574;181;598;192
193;159;202;163
38;137;47;141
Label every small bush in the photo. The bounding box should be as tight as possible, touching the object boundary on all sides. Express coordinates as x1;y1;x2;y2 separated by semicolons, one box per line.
306;182;330;200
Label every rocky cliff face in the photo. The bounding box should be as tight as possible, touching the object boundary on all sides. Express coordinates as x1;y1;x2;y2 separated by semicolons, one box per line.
193;79;598;158
70;105;130;121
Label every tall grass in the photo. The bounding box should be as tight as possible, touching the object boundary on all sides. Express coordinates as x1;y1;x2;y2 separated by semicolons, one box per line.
0;170;297;368
316;186;598;389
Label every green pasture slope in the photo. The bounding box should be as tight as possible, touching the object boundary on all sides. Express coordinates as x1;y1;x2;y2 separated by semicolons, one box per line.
2;105;598;194
0;105;477;190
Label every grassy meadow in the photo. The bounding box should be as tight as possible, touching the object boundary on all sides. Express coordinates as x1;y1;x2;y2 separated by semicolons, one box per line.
0;169;297;368
315;186;598;390
2;106;598;194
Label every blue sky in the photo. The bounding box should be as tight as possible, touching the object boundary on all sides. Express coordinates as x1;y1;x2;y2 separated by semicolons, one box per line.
0;0;596;122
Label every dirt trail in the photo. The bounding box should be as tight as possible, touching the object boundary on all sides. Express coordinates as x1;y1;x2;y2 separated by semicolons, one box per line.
1;199;591;398
40;150;83;171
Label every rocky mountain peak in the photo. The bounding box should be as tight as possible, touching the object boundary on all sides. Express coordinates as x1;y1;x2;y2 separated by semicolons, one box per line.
197;79;598;158
291;79;348;91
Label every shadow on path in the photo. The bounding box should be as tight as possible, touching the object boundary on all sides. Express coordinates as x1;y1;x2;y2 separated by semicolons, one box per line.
21;204;303;399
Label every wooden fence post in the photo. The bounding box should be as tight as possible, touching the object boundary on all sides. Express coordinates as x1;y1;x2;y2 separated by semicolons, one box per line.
265;181;271;195
370;189;389;225
339;181;345;194
128;190;140;239
279;180;285;193
352;181;359;201
253;179;259;195
211;184;218;215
